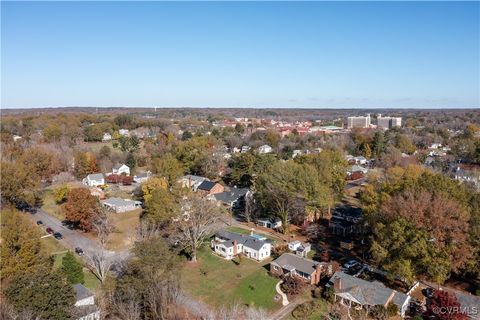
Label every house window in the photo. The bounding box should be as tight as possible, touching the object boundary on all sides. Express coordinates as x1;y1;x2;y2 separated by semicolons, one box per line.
273;265;279;270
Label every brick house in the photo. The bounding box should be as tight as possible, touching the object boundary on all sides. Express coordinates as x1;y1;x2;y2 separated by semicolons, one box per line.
270;253;332;285
197;180;224;196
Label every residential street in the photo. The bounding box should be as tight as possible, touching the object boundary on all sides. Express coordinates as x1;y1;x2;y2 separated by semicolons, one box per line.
29;208;129;262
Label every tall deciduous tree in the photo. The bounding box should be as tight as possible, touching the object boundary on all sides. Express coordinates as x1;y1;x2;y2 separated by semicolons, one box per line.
172;195;225;262
110;236;181;320
0;209;50;280
74;151;98;178
62;188;101;231
151;154;184;186
0;161;39;208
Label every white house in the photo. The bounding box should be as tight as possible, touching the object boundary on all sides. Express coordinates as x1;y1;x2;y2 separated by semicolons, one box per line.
134;171;152;183
288;240;302;251
119;129;130;136
101;198;142;213
241;145;251;153
288;240;311;257
180;175;208;191
102;133;112;141
13;135;22;142
82;173;105;187
73;284;100;320
257;217;282;229
211;230;271;261
112;164;130;176
258;145;273;154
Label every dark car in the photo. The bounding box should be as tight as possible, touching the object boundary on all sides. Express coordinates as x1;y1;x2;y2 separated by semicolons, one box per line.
46;227;54;234
62;220;75;230
53;232;63;240
75;247;84;256
423;287;435;299
36;220;43;225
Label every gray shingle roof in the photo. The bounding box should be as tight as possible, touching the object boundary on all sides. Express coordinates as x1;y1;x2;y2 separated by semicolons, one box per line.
73;284;93;301
102;197;140;207
329;271;408;308
215;230;268;251
87;173;104;181
213;187;249;204
271;253;320;275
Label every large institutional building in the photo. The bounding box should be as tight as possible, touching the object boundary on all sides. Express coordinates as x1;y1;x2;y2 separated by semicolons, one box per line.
377;114;402;129
347;114;371;129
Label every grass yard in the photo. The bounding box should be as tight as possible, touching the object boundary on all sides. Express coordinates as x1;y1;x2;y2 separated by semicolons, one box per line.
225;226;277;242
41;236;67;255
40;189;65;220
288;299;329;320
181;245;280;311
42;240;101;291
106;209;141;250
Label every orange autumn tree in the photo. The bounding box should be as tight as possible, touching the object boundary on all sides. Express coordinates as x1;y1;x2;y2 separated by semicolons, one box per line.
62;188;101;231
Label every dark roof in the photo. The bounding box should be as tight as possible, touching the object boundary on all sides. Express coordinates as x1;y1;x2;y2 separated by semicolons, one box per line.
333;206;363;220
215;230;269;251
213;187;249;204
271;253;320;275
73;284;93;301
198;180;217;191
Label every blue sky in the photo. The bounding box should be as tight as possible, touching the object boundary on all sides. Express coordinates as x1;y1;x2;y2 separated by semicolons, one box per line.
1;1;479;109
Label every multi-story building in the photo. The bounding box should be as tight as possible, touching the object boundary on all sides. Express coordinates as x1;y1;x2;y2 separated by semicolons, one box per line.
377;114;402;129
347;114;371;129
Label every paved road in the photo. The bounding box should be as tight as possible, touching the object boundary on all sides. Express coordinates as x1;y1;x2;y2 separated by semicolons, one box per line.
29;209;129;263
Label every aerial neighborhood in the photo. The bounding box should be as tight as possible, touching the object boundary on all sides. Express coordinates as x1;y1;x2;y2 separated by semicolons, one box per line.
2;108;479;320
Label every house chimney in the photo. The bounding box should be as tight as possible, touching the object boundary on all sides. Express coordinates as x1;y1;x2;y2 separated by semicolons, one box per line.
233;240;238;256
334;278;342;290
314;264;322;285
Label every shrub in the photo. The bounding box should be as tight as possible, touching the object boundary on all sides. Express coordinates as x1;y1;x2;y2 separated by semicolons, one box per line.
53;185;70;204
280;276;305;296
370;305;387;320
386;302;399;317
322;286;335;303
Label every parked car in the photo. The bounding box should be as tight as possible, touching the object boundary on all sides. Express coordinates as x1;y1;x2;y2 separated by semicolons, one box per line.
343;259;359;269
53;232;63;240
46;227;54;234
75;247;84;256
423;288;435;299
36;220;43;225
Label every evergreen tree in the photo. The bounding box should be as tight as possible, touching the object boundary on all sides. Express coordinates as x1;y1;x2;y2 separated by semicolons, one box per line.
5;269;75;320
61;252;84;284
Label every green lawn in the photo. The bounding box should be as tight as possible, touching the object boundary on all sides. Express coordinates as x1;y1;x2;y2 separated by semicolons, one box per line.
225;226;277;242
181;245;280;311
41;238;101;292
288;299;329;320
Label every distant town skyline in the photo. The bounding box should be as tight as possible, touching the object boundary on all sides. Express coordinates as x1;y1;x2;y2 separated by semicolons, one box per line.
1;1;479;109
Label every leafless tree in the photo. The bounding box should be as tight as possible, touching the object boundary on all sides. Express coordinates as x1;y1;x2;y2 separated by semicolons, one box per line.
136;219;161;241
0;300;37;320
171;195;225;262
85;211;115;283
243;191;255;223
108;287;141;320
244;306;268;320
